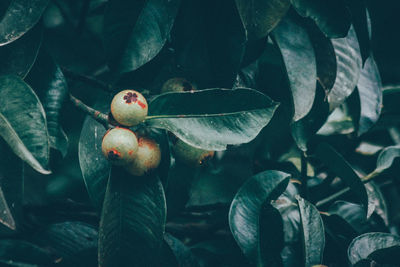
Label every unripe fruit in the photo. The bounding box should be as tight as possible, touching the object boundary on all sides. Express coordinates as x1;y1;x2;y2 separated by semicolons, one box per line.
101;127;138;165
172;139;214;166
161;78;196;93
110;90;148;127
124;136;161;176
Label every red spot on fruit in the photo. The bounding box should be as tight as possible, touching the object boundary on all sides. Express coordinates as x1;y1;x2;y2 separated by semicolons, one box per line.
108;149;121;160
123;92;138;104
137;101;146;109
128;150;134;155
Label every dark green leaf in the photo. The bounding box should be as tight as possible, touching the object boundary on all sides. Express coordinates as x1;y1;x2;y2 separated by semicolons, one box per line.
315;143;369;215
229;170;290;265
0;0;49;46
26;48;69;156
328;26;362;109
375;145;400;173
0;139;22;233
147;88;279;151
0;240;53;266
0;75;50;174
31;222;97;267
356;57;382;136
78;95;111;211
272;15;317;121
103;0;181;73
291;84;329;151
348;232;400;265
163;233;200;267
296;196;325;266
291;0;351;38
317;104;355;135
235;0;290;40
98;168;166;267
0;25;42;78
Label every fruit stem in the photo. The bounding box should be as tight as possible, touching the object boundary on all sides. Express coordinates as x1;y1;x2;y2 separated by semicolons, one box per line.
69;94;112;128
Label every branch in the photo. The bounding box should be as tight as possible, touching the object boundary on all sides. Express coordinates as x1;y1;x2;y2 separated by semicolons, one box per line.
62;67;112;92
69;94;111;128
300;153;308;199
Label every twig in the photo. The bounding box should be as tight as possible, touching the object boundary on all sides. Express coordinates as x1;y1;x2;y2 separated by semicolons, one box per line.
300;153;308;199
69;94;111;128
62;67;112;92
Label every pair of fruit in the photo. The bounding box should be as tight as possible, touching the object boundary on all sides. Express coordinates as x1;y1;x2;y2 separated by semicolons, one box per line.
102;90;161;176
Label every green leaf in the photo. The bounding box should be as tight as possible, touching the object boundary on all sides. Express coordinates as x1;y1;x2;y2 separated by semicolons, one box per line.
78;95;111;211
0;0;49;46
296;196;325;266
328;26;362;110
0;75;50;174
315;143;369;215
348;232;400;265
0;140;22;233
0;24;42;78
163;233;200;267
147;88;279;151
272;15;317;121
103;0;181;74
291;84;329;151
356;57;382;136
98;168;166;267
235;0;290;40
291;0;351;38
31;222;98;267
0;240;53;266
375;145;400;173
26;48;69;157
229;170;290;265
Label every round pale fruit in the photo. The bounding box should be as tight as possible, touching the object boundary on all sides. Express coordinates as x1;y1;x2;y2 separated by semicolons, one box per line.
124;136;161;176
110;90;148;126
101;127;138;166
173;138;214;166
161;78;196;93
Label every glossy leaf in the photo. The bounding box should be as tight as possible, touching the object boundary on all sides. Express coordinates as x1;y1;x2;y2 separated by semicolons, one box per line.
98;168;166;267
163;233;200;267
147;88;279;151
291;0;351;38
272;15;317;121
296;196;325;266
0;0;49;46
375;145;400;173
26;49;69;156
0;240;53;266
315;143;369;216
229;170;290;265
235;0;290;40
0;24;42;78
328;26;362;110
356;57;382;136
348;232;400;265
0;75;50;174
103;0;181;73
78;94;111;211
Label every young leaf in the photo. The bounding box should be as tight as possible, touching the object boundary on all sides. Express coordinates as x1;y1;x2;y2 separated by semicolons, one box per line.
348;232;400;265
103;0;181;74
375;145;400;173
98;168;166;267
272;15;317;121
235;0;290;40
78;95;111;211
296;196;325;266
229;170;290;265
291;0;351;38
0;0;49;46
147;88;279;151
356;57;382;136
0;75;50;174
26;48;69;157
0;24;42;78
314;143;369;216
328;26;362;110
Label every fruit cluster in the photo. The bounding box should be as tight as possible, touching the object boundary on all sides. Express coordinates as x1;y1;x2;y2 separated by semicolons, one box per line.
101;79;214;176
